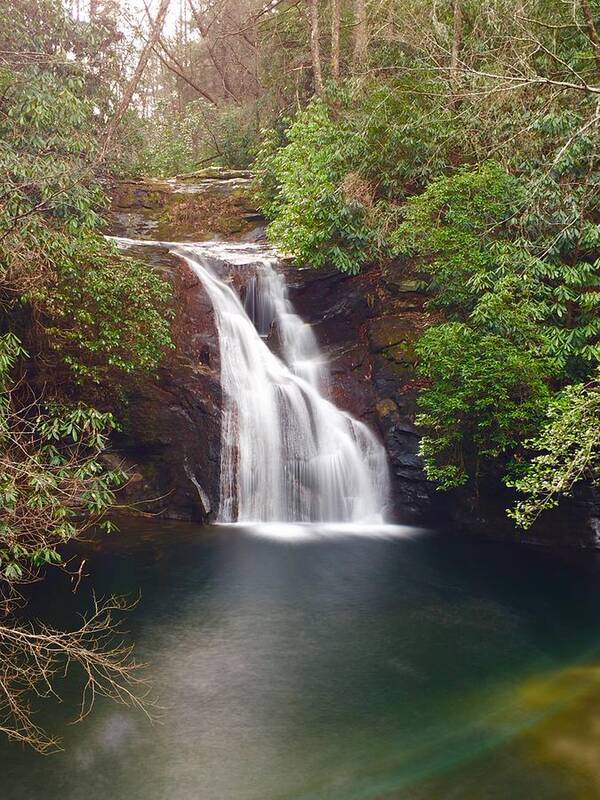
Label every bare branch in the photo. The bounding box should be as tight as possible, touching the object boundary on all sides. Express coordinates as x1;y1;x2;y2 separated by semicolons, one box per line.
99;0;172;161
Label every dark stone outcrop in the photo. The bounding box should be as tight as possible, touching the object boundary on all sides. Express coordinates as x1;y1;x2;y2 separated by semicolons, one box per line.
444;465;600;549
110;243;222;520
285;262;437;523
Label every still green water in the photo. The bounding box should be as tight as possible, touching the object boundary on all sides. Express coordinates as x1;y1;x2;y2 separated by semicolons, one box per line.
2;521;600;800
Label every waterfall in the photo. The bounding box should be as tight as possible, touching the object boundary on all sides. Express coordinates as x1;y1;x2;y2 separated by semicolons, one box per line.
113;236;389;525
171;242;389;524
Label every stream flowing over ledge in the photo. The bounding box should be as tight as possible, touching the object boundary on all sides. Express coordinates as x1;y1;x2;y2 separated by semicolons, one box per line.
107;173;600;548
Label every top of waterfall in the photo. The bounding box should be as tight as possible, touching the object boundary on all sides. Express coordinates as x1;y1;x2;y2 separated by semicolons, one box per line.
110;236;280;265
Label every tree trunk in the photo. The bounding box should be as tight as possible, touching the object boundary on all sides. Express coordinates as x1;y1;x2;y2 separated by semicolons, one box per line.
308;0;324;95
449;0;463;107
353;0;368;70
582;0;600;79
99;0;171;161
331;0;341;81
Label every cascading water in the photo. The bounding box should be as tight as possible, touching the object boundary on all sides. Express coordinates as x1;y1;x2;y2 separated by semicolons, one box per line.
114;237;389;525
173;242;389;524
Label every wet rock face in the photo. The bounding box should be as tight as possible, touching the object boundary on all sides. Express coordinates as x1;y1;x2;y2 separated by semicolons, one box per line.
443;466;600;548
110;172;437;524
113;248;222;521
285;262;438;523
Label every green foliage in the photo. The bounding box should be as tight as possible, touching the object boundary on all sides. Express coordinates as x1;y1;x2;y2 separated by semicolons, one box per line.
507;378;600;529
130;103;206;178
347;77;458;199
256;99;376;273
0;333;126;583
41;236;173;383
416;323;551;489
213;105;260;169
0;2;161;748
518;110;600;371
401;161;600;495
0;45;173;384
253;124;289;211
255;76;465;273
0;0;173;580
0;0;123;130
393;163;525;313
130;101;260;178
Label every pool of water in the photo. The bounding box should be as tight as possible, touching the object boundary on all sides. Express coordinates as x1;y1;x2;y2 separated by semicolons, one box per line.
2;520;600;800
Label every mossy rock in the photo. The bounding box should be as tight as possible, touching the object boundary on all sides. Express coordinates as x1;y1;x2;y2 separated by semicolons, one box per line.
110;180;171;210
158;192;255;239
373;354;416;383
394;279;425;293
382;262;429;293
382;340;417;364
376;398;398;420
145;190;165;208
368;315;418;352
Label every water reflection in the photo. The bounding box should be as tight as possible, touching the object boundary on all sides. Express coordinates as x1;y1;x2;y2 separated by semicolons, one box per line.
1;522;599;800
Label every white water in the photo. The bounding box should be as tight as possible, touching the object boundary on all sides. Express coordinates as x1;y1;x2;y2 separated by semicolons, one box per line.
114;238;389;524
